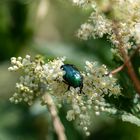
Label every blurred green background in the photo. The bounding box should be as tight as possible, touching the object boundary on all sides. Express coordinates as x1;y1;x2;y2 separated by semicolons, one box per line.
0;0;140;140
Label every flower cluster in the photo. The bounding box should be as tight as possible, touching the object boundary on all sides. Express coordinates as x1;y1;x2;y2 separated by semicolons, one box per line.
72;0;96;8
8;55;65;105
9;55;121;135
77;13;112;40
83;61;120;96
73;0;140;50
8;55;47;105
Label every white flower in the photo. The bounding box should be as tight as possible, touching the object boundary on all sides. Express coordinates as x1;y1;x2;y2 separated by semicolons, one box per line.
9;55;121;135
66;110;75;121
135;23;140;43
77;23;94;40
73;0;85;5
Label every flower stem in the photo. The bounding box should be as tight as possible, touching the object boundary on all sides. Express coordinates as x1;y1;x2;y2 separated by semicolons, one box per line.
113;23;140;95
109;46;140;75
119;46;140;95
43;93;67;140
109;65;124;75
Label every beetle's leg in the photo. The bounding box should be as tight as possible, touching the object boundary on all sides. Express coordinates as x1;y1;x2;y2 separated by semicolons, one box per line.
63;85;71;94
67;85;70;91
62;80;68;85
63;80;70;91
80;84;84;93
80;87;82;93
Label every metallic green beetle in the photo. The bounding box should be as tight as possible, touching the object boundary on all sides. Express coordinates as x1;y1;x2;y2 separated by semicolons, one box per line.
60;64;83;93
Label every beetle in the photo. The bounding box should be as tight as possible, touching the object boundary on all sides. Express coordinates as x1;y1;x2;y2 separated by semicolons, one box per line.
60;64;83;93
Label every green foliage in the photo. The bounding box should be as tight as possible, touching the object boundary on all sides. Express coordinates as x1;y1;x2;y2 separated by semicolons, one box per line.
0;0;33;61
0;0;140;140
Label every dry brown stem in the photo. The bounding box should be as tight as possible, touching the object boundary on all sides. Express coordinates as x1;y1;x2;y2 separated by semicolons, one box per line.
113;23;140;95
110;46;140;75
43;93;67;140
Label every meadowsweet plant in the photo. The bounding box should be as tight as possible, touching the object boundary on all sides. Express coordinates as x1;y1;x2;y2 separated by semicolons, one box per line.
8;0;140;138
8;55;121;136
71;0;140;128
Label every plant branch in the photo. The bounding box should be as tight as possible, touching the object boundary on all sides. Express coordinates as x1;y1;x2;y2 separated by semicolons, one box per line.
109;46;140;75
113;23;140;95
42;93;67;140
109;65;124;75
119;46;140;95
